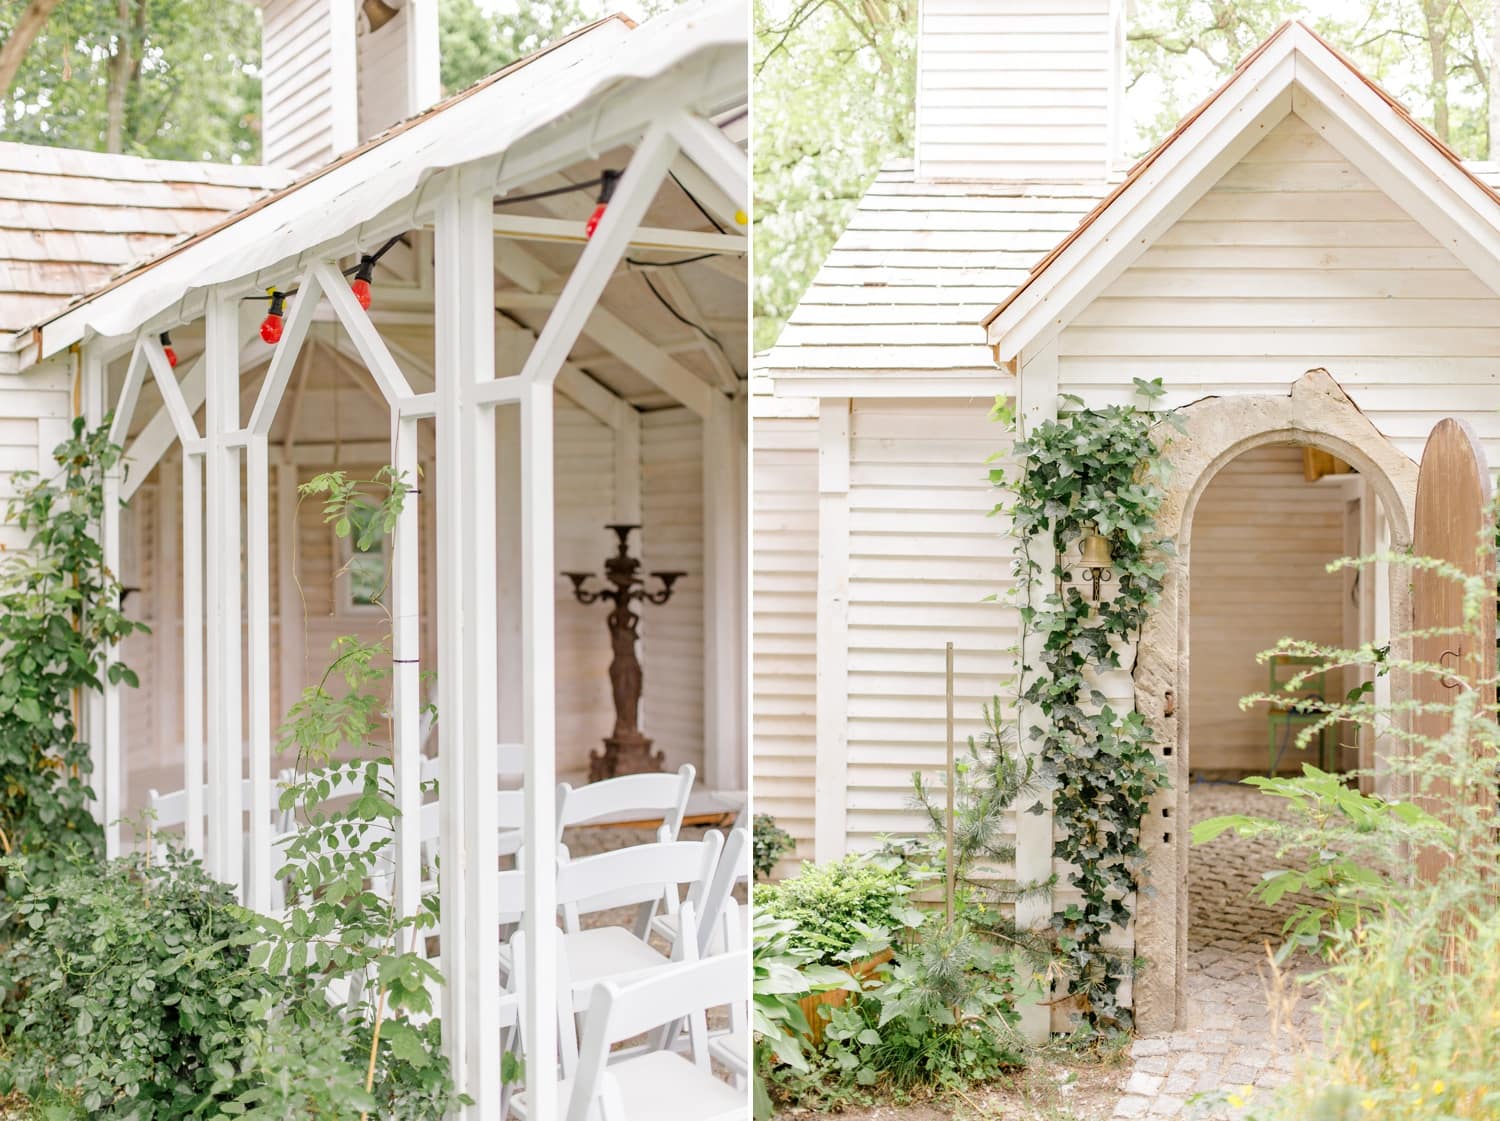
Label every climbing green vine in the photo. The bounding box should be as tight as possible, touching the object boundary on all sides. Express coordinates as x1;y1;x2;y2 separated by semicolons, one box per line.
994;379;1174;1029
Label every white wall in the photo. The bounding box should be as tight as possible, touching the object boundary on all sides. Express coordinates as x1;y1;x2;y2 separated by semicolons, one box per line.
1057;115;1500;463
260;0;352;172
1188;445;1351;774
0;358;72;549
917;0;1122;182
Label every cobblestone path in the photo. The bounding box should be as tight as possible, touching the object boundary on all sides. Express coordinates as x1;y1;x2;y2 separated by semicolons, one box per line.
1108;782;1324;1120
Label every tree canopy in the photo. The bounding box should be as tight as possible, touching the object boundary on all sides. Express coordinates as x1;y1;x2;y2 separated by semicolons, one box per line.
754;0;1500;351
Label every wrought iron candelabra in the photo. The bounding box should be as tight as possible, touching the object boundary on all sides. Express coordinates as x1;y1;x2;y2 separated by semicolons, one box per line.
564;524;685;780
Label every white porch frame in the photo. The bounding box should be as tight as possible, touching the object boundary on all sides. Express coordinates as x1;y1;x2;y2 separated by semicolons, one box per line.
72;35;748;1116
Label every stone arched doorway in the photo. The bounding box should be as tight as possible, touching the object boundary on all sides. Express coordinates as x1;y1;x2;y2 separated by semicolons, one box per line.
1131;369;1418;1035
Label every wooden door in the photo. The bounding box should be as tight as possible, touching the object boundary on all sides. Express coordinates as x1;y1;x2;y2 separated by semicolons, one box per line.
1410;418;1495;881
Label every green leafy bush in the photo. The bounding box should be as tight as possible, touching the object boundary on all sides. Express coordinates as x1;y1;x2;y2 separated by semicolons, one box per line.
0;419;146;895
752;813;795;880
0;848;278;1117
755;854;916;965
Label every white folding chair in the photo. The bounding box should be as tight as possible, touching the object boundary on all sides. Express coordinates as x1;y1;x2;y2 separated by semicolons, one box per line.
555;764;696;844
496;835;723;1036
704;899;749;1087
147;772;295;858
512;950;750;1121
650;826;748;958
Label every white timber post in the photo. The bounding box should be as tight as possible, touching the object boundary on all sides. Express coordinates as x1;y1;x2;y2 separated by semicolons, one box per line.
814;397;850;862
204;294;245;894
182;445;206;856
391;409;423;929
156;458;180;775
702;391;743;791
140;335;207;859
518;375;557;1119
80;347;108;825
101;341;152;857
245;428;273;913
1015;342;1058;1043
432;174;472;1102
276;453;301;717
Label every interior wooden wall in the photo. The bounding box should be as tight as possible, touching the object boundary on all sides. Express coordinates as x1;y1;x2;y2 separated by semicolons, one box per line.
1188;444;1352;775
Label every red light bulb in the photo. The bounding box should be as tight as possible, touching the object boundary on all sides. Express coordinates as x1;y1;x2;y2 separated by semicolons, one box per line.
584;170;621;240
260;291;287;344
350;255;375;310
159;331;178;369
585;202;607;239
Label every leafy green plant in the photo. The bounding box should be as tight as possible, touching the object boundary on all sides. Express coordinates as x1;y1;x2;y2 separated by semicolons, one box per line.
993;379;1174;1027
0;418;146;894
755;853;919;965
1207;518;1500;1119
1193;766;1437;959
751;910;854;1120
0;847;280;1118
752;813;795;880
910;698;1054;971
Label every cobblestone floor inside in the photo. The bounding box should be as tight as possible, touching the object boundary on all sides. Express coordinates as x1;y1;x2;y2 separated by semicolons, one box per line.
1108;780;1325;1120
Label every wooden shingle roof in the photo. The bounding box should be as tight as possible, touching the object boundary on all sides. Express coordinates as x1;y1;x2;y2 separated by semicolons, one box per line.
760;161;1104;384
0;143;291;335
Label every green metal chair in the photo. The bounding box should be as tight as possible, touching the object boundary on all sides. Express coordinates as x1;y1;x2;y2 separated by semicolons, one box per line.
1267;654;1331;775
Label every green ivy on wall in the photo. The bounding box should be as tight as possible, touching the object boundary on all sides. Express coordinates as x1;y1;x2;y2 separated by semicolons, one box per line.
994;379;1175;1029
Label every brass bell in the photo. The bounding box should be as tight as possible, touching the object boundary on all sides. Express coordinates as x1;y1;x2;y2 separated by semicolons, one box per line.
1078;529;1113;568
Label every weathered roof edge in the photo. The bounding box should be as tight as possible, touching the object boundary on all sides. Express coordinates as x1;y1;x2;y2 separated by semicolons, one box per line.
983;20;1500;360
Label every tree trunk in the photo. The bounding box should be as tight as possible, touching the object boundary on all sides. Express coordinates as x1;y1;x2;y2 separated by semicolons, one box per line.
1424;0;1452;142
104;0;133;153
0;0;65;106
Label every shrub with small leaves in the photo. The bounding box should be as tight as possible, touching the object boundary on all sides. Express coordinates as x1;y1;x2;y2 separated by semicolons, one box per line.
0;847;279;1118
0;418;146;895
755;854;918;966
752;813;795;880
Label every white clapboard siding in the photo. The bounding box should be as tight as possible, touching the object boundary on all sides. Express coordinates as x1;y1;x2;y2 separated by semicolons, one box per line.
1189;445;1349;774
845;399;1017;850
917;0;1120;182
357;10;413;141
640;408;705;778
0;359;69;547
554;401;619;777
1058;115;1500;462
261;0;340;171
751;416;818;868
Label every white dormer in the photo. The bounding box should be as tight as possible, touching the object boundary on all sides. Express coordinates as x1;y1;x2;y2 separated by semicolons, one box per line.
915;0;1125;183
256;0;440;173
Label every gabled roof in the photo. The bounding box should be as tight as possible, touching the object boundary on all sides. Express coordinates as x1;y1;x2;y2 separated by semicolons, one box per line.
759;162;1105;390
0;144;290;335
984;21;1500;363
28;0;744;362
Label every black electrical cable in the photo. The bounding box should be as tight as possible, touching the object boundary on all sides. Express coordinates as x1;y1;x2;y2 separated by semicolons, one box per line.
624;252;721;268
492;175;608;207
669;170;727;234
245;233;410;299
637;270;739;378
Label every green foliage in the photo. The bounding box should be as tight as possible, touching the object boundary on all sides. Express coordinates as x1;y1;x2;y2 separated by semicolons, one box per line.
1130;1;1496;159
909;699;1054;973
0;418;145;895
1192;766;1437;959
752;812;794;880
752;0;915;350
751;910;855;1119
0;848;279;1118
754;853;918;966
1198;516;1500;1118
997;379;1174;1028
769;911;1024;1109
1;0;262;162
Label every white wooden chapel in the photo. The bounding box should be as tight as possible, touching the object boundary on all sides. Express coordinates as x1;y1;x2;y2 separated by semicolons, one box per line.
0;0;748;1114
755;0;1500;1036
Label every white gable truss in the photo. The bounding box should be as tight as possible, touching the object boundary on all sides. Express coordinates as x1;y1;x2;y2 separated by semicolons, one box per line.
985;21;1500;365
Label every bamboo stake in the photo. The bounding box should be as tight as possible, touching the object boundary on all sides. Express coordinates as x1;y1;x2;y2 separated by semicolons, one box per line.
945;641;955;926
